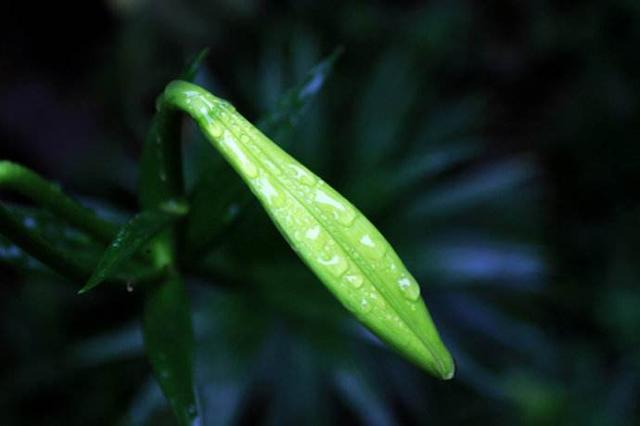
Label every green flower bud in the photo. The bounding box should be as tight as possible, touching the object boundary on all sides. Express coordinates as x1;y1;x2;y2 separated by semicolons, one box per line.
163;80;454;379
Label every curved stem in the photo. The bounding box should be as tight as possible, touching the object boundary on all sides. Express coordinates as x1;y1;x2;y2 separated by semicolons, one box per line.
0;203;89;280
0;161;118;243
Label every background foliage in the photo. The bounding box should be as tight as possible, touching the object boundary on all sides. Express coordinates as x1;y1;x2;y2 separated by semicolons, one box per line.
1;1;639;425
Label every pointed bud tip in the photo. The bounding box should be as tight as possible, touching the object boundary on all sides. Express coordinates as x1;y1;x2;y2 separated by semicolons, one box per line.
436;356;455;380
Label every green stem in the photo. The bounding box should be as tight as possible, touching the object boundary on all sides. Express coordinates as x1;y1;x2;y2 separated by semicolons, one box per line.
0;161;118;243
0;203;89;280
0;202;169;286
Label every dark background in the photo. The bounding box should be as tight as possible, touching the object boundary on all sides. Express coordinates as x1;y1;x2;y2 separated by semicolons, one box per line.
1;1;639;425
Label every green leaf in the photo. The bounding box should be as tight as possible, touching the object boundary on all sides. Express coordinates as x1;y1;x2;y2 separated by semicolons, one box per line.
181;48;210;82
143;273;199;426
184;167;248;255
79;206;185;294
184;48;342;256
0;161;118;243
0;203;90;282
353;48;417;170
0;204;116;279
161;81;455;379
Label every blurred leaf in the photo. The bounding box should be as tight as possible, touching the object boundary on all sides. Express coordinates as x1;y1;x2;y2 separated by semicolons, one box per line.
0;234;36;269
182;48;210;82
0;205;100;272
389;143;479;191
120;378;166;426
445;294;552;362
408;158;536;218
184;48;342;257
257;46;343;140
143;274;198;426
353;48;417;169
334;369;395;426
184;165;249;257
70;322;144;367
80;207;185;294
417;236;546;290
412;97;486;150
0;203;90;281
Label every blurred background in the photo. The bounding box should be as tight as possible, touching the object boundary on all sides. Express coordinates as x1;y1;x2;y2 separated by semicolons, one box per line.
1;1;639;425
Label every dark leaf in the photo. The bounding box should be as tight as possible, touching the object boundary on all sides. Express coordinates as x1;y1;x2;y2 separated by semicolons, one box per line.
182;48;210;82
79;207;184;294
257;46;343;139
143;274;199;426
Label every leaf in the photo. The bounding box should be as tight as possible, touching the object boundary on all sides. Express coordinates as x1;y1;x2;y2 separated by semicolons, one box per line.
181;48;210;82
161;81;455;379
143;273;199;426
257;46;343;139
184;48;343;256
0;203;90;281
70;322;144;367
334;369;396;426
352;48;417;169
184;165;250;256
79;206;185;294
0;205;101;273
408;158;535;219
120;378;166;426
0;161;117;243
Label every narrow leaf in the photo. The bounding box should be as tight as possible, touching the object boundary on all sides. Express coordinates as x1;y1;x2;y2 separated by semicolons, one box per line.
257;46;343;138
0;205;101;273
161;81;454;379
0;203;89;281
143;273;199;426
181;48;210;82
79;206;185;294
0;161;118;243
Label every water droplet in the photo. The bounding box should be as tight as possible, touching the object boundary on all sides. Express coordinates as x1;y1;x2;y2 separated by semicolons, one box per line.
345;273;364;288
222;131;258;178
207;121;223;138
262;157;282;175
359;298;372;313
397;276;421;301
255;175;285;207
288;164;317;186
317;242;348;277
305;226;321;240
350;217;386;260
314;186;356;226
360;234;375;248
317;254;348;277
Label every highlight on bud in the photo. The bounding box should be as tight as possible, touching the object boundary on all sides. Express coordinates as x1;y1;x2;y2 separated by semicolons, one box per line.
161;80;455;379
